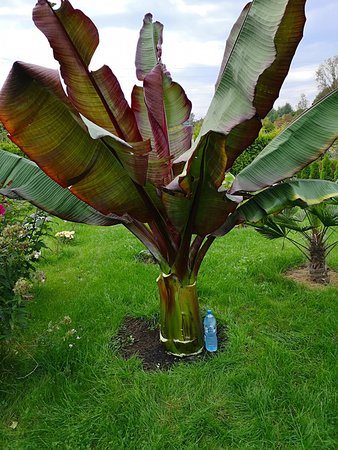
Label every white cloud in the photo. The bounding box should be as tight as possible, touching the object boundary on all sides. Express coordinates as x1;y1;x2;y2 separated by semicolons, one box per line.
0;27;58;84
165;32;224;69
168;0;218;16
286;64;317;83
67;0;132;16
0;5;31;16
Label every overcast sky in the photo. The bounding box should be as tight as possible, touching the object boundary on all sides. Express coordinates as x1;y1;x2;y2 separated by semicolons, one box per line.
0;0;337;118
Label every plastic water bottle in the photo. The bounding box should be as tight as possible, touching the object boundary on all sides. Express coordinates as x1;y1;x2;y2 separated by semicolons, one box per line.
203;309;218;352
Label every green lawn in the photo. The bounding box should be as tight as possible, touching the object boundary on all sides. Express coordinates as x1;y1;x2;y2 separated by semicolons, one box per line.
1;224;337;449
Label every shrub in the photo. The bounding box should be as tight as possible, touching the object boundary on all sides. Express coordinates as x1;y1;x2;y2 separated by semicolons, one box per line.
0;198;52;339
0;141;25;157
335;161;338;181
309;160;321;179
320;153;333;180
331;158;337;180
0;121;25;157
299;164;311;179
231;130;278;175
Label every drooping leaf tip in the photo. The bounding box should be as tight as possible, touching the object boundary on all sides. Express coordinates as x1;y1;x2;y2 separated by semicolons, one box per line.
144;13;153;23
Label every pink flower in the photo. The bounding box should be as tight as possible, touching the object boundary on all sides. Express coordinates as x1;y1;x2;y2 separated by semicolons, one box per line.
0;204;6;216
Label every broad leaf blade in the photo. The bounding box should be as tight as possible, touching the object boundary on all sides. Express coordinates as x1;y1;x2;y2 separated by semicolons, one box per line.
308;203;338;227
33;0;141;141
171;0;306;237
132;67;192;185
0;150;125;226
166;132;238;235
81;115;151;186
0;62;150;222
197;0;306;168
135;13;163;81
254;221;287;240
231;89;338;193
214;3;251;91
214;180;338;237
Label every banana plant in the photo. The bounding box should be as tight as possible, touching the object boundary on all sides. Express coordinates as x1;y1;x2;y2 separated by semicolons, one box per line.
248;201;338;284
1;0;338;356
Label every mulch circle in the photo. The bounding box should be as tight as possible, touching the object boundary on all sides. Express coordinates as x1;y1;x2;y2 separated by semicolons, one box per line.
111;316;227;371
284;265;338;288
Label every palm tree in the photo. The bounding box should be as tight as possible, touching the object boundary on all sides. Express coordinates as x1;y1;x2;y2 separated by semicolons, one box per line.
251;202;338;284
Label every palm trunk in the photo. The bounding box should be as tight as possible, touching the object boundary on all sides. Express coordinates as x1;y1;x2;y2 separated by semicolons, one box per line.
309;236;329;284
157;273;203;356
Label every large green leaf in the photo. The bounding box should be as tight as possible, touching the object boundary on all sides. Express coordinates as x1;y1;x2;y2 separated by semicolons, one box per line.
0;150;124;226
307;203;338;227
135;13;163;81
165;132;238;236
33;0;141;141
168;0;306;237
231;89;338;193
80;115;150;186
196;0;306;167
214;180;338;236
0;62;150;221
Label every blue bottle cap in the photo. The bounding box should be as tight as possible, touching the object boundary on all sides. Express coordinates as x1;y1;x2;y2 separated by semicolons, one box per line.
207;309;212;314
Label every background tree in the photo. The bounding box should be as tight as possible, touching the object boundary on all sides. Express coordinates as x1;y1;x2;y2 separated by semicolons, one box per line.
320;153;333;181
267;102;295;122
192;118;203;141
316;55;338;92
310;160;321;179
300;164;311;179
231;129;278;175
313;55;338;104
251;202;338;284
296;93;309;112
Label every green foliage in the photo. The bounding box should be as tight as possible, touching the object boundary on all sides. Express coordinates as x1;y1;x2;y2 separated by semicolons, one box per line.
331;158;337;177
320;153;333;180
334;160;338;181
0;198;52;339
192;118;203;141
231;130;277;175
298;156;338;181
251;202;338;283
0;141;25;157
299;164;311;179
0;122;24;157
309;160;321;179
0;123;7;141
267;102;294;122
261;117;275;133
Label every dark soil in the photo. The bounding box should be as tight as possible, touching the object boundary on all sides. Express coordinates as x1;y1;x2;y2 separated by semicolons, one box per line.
111;316;227;371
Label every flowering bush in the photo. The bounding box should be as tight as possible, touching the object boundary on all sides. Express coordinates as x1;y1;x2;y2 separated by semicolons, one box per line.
0;197;52;339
